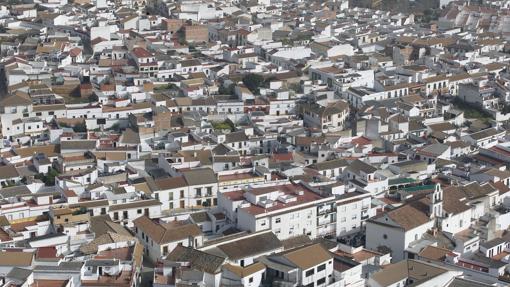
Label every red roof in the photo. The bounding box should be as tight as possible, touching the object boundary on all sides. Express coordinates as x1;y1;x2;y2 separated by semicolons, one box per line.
91;37;107;46
271;153;293;162
36;246;60;259
63;189;77;197
100;84;115;92
351;136;371;146
69;47;82;57
242;183;324;215
132;47;153;58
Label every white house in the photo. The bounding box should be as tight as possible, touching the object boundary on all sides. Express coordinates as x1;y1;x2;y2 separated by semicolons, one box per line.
133;215;204;262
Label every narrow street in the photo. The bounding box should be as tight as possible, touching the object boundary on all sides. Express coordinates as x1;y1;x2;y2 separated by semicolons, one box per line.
140;256;155;286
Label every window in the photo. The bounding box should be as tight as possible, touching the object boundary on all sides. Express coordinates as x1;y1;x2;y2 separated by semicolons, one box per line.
317;264;326;272
249;277;253;283
305;269;314;277
383;234;387;239
317;277;326;285
163;246;168;255
137;209;142;214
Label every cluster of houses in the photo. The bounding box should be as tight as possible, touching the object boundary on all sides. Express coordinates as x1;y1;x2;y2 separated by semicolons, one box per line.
0;0;510;286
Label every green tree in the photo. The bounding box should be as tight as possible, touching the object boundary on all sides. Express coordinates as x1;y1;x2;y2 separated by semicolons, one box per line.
35;168;59;186
502;105;510;115
73;122;87;133
218;83;235;95
242;74;265;94
88;94;99;103
111;123;121;132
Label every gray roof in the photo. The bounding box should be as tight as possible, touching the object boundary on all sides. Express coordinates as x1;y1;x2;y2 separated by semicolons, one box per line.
215;231;283;260
190;212;210;223
310;159;348;171
182;168;217;186
6;267;32;282
224;131;248;143
419;143;450;156
166;245;225;274
469;128;501;140
34;261;83;272
212;144;233;156
0;185;31;199
480;236;507;249
89;215;132;237
181;269;204;282
347;159;377;174
61;140;97;150
120;128;140;145
85;259;119;267
470;253;507;268
447;278;493;287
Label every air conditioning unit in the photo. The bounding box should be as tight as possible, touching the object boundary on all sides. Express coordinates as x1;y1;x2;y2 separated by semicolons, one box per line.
277;195;297;204
257;199;275;208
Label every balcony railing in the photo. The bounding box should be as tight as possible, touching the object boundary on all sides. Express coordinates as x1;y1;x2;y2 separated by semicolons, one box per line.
318;209;333;215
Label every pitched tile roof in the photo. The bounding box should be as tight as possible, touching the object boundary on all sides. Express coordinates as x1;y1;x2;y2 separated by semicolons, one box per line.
166;245;225;274
133;216;202;244
275;243;332;270
215;232;282;260
182;168;217;186
0;251;33;267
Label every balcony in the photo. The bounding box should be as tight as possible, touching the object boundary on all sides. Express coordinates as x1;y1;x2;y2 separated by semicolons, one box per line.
272;279;296;287
318;208;334;216
318;217;335;226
